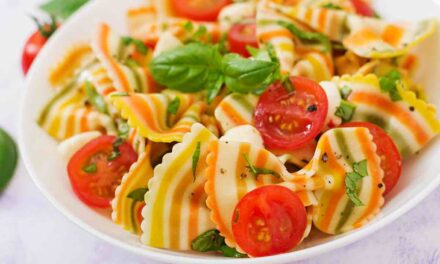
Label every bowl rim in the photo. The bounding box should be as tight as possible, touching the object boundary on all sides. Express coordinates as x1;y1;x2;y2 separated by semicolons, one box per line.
18;0;440;263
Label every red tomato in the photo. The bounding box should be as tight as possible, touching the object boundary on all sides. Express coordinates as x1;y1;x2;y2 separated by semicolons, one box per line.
171;0;231;21
67;136;138;208
254;76;328;151
231;185;307;257
341;122;402;196
22;19;57;75
350;0;375;17
228;22;258;57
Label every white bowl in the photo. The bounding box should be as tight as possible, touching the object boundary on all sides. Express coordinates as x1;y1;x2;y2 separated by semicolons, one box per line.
19;0;440;263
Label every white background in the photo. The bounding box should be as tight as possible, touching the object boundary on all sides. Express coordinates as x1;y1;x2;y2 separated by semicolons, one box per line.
0;0;439;263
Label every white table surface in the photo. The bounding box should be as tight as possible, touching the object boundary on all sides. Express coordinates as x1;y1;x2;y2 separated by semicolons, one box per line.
1;0;439;263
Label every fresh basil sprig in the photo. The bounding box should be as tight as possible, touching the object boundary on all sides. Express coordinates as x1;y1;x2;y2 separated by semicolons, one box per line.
40;0;89;20
345;160;368;206
276;20;331;52
149;43;279;100
191;229;247;258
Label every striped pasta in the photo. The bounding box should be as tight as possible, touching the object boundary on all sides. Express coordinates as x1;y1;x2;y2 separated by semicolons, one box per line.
291;51;334;82
111;148;154;234
110;91;205;143
141;124;217;250
214;93;258;133
331;74;440;157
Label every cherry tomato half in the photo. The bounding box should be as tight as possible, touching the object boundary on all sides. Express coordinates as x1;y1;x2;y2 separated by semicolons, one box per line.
228;22;258;57
171;0;232;22
231;185;307;257
67;135;138;208
341;122;402;195
350;0;376;17
254;76;328;151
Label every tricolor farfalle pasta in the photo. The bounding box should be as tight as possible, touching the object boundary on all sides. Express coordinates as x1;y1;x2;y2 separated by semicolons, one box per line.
214;93;258;133
291;51;334;82
141;124;217;250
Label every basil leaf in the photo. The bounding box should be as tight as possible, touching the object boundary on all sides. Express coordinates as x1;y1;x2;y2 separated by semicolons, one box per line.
110;92;130;97
353;160;368;177
117;121;130;139
335;100;356;122
82;163;97;174
321;3;342;10
108;138;124;161
85;81;108;114
219;245;247;258
167;97;180;115
127;188;149;202
150;43;223;92
222;53;278;94
345;160;368;206
40;0;89;19
0;127;18;192
192;142;201;181
379;69;402;101
122;37;148;55
340;85;352;100
277;20;331;52
191;230;225;252
206;74;224;103
243;154;281;179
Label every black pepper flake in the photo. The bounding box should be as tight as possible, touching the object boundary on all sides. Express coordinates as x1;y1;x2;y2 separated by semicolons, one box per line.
220;168;226;174
346;155;350;160
84;101;91;107
240;172;247;179
225;141;229;144
321;152;329;163
409;106;415;112
191;192;195;196
307;104;318;112
378;183;384;189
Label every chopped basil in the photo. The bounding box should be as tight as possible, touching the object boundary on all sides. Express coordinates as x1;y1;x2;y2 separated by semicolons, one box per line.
127;188;149;202
345;160;368;206
379;69;402;101
276;20;331;52
117;121;130;139
110;92;130;97
82;163;97;173
183;21;194;32
335;100;356;122
321;3;342;9
85;81;108;114
122;36;148;55
243;154;281;180
108;138;124;161
167;97;180;115
340;85;352;100
192;142;201;181
191;229;247;258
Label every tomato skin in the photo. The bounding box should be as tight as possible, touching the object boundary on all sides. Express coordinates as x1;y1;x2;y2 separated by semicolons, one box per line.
21;30;48;75
228;22;258;57
254;76;328;151
67;135;138;208
232;185;307;257
350;0;375;17
171;0;232;22
341;122;402;196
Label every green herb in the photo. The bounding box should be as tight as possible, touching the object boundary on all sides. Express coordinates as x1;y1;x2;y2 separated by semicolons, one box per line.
40;0;89;19
276;20;331;52
193;25;208;39
149;43;278;96
122;36;148;55
332;42;347;52
108;137;124;161
345;160;368;206
0;127;18;192
118;121;130;139
32;15;57;38
85;81;108;114
243;154;281;180
110;92;130;97
379;69;402;101
335;100;356;122
167;97;180;115
191;229;247;258
340;85;352;100
82;163;97;174
125;57;140;67
183;21;194;32
280;74;295;92
127;188;149;202
321;3;342;9
192;142;201;181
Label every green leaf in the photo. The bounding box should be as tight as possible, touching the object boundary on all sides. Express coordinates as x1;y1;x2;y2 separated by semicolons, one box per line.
243;153;281;179
40;0;89;20
150;43;223;92
184;21;194;32
191;230;225;252
335;100;356;122
379;69;402;101
127;188;149;202
340;85;352;100
276;20;331;52
82;163;97;174
353;160;368;177
108;138;124;161
110;92;130;97
222;53;278;94
321;3;342;10
117;121;130;139
85;81;108;114
0;127;18;191
122;37;148;55
206;74;224;103
167;97;180;115
219;245;247;258
192;142;201;181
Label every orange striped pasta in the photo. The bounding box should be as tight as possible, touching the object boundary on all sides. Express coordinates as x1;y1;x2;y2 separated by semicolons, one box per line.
141;124;217;250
